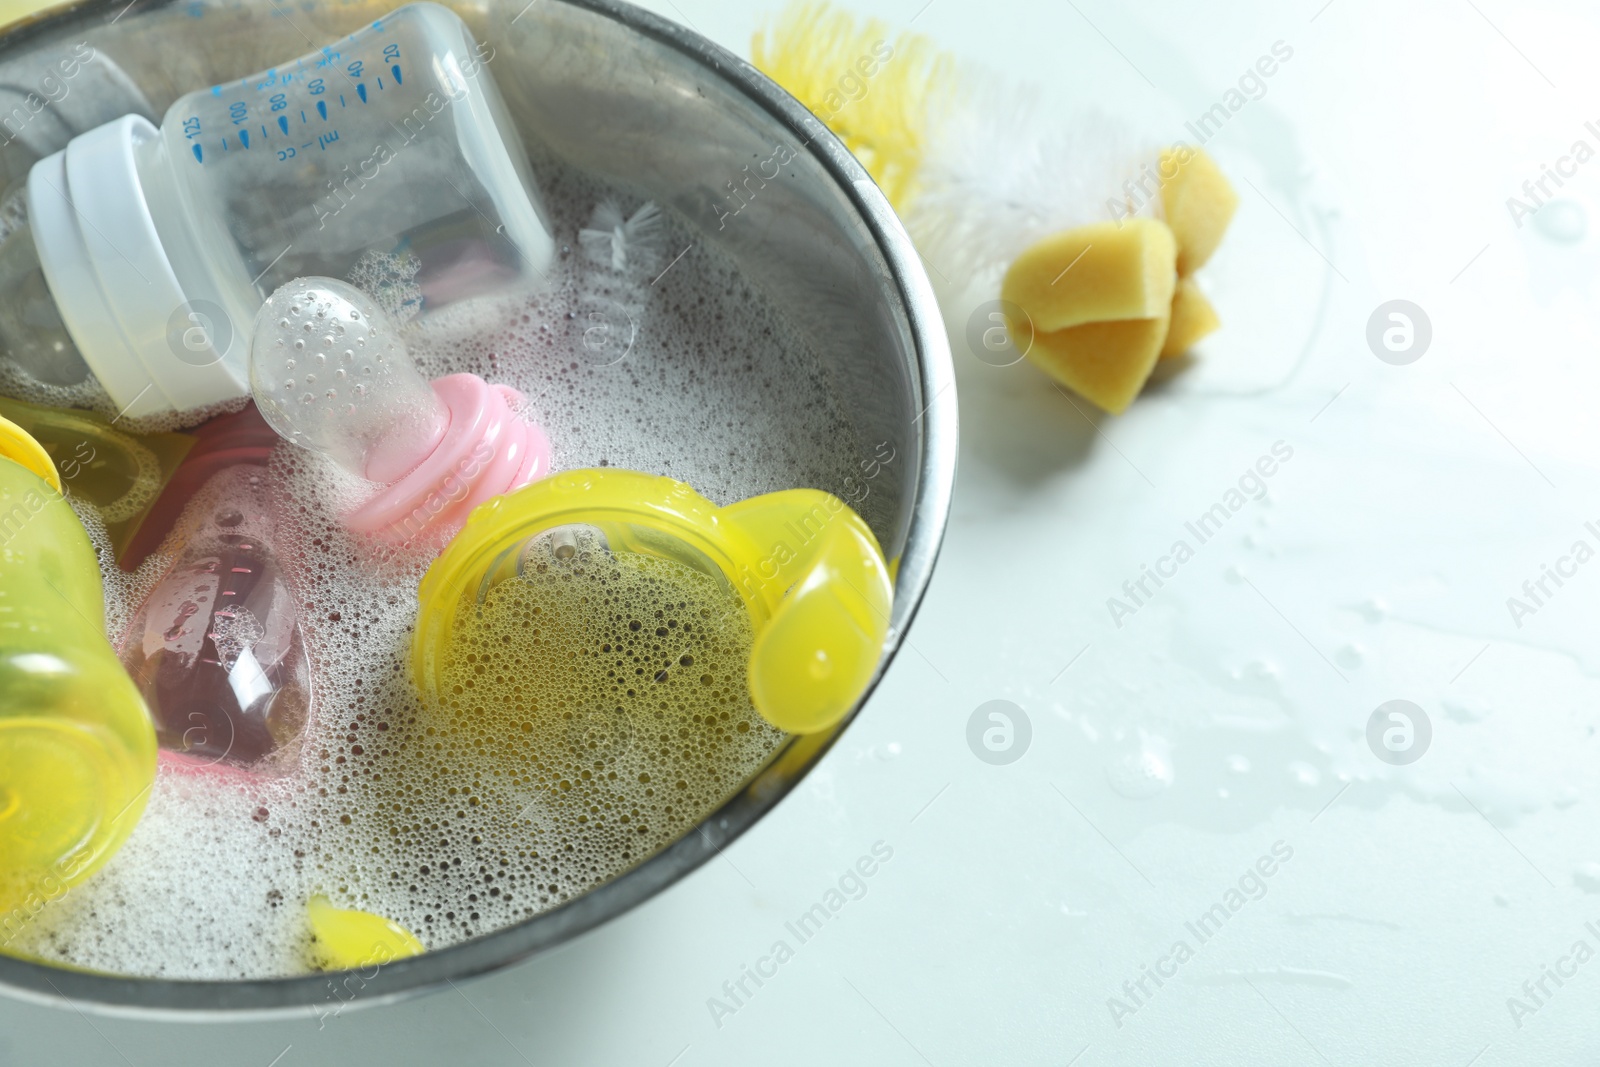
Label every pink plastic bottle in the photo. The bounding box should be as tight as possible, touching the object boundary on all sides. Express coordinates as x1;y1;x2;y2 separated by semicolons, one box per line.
118;406;310;774
120;464;311;774
118;404;278;569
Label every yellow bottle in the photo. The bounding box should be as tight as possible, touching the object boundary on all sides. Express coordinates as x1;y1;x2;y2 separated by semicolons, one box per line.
412;469;894;735
0;446;156;941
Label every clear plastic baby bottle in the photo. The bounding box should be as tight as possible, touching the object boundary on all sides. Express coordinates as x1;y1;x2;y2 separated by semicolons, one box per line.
0;2;553;418
120;464;310;774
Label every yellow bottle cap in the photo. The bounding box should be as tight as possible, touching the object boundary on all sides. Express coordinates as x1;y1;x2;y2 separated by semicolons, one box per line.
413;470;894;735
307;894;425;970
0;414;60;493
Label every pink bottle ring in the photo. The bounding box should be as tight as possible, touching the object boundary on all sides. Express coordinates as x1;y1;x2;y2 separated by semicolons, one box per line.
346;373;551;544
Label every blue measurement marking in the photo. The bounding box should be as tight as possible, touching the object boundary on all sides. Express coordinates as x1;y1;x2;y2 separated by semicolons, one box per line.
277;116;289;135
339;94;346;108
241;129;251;148
357;83;367;103
317;100;328;120
192;144;203;163
391;64;403;85
300;109;307;123
221;137;228;152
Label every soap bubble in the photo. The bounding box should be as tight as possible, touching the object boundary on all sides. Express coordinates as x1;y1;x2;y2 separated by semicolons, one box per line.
345;249;424;324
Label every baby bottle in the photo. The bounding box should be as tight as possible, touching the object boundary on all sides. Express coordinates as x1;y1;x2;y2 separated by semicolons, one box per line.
120;464;310;774
103;395;310;773
0;2;553;419
116;404;279;569
0;439;157;921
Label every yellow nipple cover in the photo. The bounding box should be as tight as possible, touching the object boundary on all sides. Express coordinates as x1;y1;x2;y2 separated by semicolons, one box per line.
413;470;894;737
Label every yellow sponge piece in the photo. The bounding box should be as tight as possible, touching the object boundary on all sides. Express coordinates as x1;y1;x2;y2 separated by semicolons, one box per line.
1160;148;1238;275
1160;277;1221;358
1001;219;1178;333
1025;314;1171;415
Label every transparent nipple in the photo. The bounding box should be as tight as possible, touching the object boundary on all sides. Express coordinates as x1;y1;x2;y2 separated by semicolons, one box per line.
249;277;447;483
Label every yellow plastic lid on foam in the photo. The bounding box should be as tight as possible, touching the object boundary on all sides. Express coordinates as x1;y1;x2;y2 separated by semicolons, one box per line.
307;894;425;970
412;469;895;735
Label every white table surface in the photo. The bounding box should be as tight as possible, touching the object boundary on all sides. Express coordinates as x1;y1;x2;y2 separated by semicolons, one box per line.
6;0;1600;1063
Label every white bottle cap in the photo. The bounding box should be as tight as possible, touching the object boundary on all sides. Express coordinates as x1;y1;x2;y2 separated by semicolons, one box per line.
28;115;247;418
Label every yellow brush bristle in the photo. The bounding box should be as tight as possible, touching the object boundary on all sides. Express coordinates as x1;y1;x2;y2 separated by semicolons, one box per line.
752;1;955;212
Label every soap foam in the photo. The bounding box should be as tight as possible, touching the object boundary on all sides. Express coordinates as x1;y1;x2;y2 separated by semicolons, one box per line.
7;155;872;979
0;358;116;419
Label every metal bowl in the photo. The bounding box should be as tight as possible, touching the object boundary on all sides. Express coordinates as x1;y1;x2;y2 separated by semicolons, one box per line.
0;0;956;1015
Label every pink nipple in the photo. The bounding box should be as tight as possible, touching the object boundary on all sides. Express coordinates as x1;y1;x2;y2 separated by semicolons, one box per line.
249;277;551;544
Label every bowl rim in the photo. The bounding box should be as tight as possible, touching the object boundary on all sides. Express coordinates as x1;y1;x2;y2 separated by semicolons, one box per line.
0;0;958;1018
